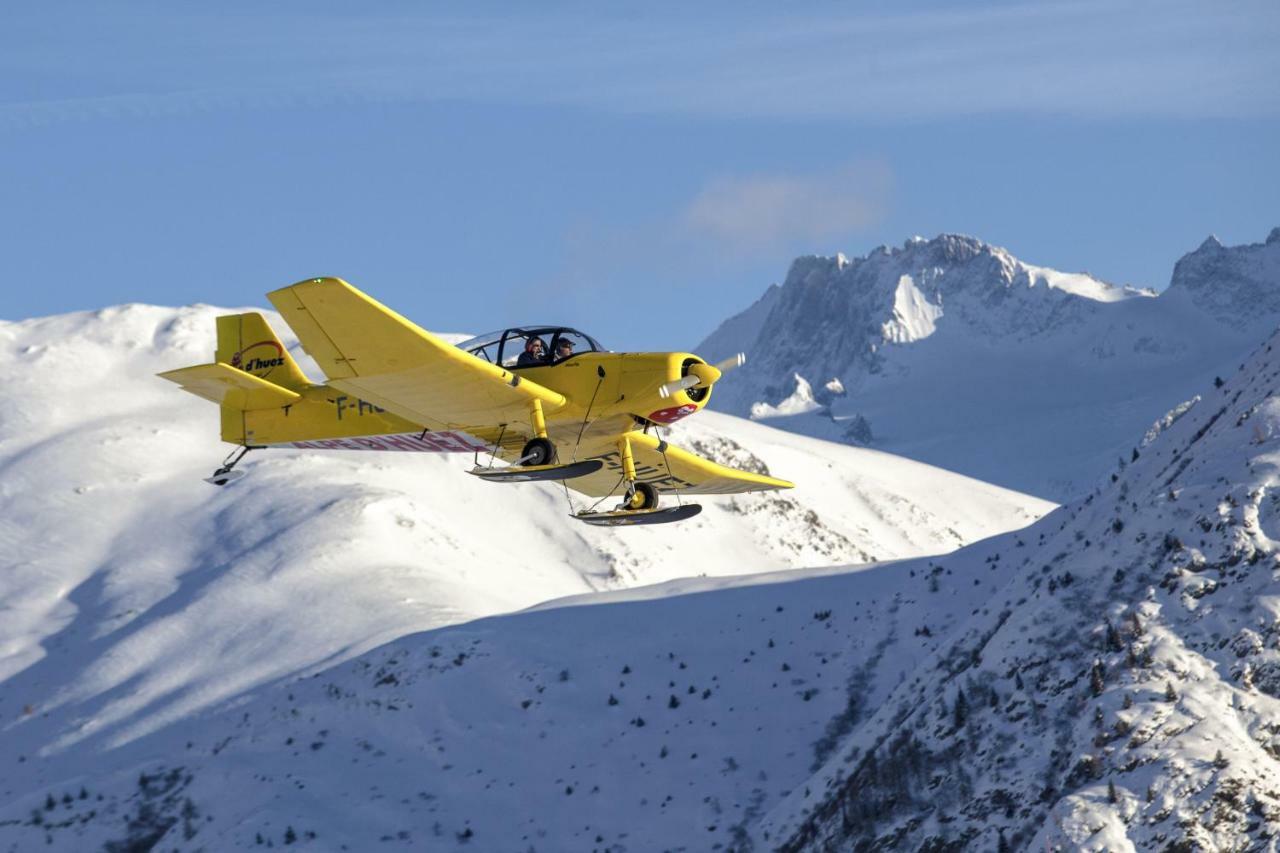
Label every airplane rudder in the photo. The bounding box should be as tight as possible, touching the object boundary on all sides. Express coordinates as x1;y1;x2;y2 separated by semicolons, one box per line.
215;312;310;390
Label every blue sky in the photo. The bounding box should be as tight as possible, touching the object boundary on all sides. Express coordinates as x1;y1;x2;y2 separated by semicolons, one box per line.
2;2;1278;350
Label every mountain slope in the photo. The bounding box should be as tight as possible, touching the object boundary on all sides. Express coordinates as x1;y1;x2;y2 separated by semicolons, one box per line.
760;328;1280;850
699;229;1280;500
0;304;1048;767
3;317;1277;851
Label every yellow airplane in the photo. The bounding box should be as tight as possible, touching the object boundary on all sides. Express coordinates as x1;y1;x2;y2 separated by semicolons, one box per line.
159;277;793;525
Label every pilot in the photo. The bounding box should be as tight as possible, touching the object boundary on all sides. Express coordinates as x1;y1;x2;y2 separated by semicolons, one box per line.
516;336;547;367
554;337;575;362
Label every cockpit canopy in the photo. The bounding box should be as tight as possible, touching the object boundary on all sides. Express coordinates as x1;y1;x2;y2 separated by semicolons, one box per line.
455;326;604;369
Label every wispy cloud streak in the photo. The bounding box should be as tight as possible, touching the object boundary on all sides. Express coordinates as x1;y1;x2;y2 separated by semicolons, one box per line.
2;0;1277;128
683;163;891;252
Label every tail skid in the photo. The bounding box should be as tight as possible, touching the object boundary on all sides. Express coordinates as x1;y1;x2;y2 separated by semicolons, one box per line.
205;446;252;486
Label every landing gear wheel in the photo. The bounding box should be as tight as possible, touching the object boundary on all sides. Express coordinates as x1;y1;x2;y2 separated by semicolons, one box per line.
520;437;557;466
625;482;659;511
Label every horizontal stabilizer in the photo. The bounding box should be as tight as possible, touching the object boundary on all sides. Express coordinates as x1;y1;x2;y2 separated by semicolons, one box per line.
158;363;301;411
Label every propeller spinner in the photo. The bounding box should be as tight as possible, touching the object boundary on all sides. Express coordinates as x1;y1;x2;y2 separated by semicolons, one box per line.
658;352;746;399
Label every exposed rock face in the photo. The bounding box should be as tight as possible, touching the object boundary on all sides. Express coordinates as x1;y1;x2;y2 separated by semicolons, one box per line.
758;329;1280;851
700;230;1280;500
1166;228;1280;321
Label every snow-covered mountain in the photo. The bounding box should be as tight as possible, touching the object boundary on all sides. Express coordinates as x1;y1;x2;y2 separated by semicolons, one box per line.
0;303;1052;849
2;311;1277;850
699;228;1280;501
759;317;1280;851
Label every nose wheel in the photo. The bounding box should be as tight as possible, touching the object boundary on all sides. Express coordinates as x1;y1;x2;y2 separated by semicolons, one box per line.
572;442;701;525
623;481;659;511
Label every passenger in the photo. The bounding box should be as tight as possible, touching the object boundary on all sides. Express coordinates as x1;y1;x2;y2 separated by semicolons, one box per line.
554;337;575;362
516;336;547;367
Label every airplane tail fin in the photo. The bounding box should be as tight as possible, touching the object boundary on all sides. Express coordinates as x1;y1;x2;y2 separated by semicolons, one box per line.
214;312;311;391
158;312;312;445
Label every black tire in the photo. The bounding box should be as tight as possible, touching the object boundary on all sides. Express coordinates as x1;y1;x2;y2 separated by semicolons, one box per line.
626;481;659;511
521;437;557;466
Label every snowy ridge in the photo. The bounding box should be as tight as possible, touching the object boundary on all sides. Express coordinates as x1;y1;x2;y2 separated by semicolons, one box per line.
1166;228;1280;322
759;327;1280;850
0;303;1052;850
0;309;1276;849
750;374;823;419
699;229;1280;500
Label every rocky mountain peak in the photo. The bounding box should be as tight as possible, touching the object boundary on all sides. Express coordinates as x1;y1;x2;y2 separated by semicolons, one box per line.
698;228;1280;500
1167;226;1280;320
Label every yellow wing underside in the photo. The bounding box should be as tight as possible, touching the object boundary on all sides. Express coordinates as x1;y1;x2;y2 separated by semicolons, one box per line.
568;432;794;498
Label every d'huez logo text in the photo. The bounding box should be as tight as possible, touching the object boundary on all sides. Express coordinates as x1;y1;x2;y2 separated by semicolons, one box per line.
231;341;286;377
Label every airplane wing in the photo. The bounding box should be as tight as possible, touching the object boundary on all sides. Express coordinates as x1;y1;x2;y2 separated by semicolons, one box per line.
267;278;565;430
568;431;794;498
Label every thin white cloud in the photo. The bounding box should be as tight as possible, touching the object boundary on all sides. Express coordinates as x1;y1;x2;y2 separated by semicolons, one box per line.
517;161;891;329
682;163;891;252
1;0;1277;129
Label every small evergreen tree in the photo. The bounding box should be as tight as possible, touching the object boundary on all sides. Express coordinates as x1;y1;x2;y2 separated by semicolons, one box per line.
1090;661;1106;696
284;826;297;845
1105;622;1123;652
1164;681;1178;702
1107;779;1118;804
953;689;968;730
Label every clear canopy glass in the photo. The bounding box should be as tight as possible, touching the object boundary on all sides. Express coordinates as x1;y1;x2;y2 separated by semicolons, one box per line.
455;327;603;368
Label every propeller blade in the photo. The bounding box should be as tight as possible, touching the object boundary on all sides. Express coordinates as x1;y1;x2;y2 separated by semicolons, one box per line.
658;375;701;399
713;352;746;373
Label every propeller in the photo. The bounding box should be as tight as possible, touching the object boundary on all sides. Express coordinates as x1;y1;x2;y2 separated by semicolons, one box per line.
658;352;746;399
